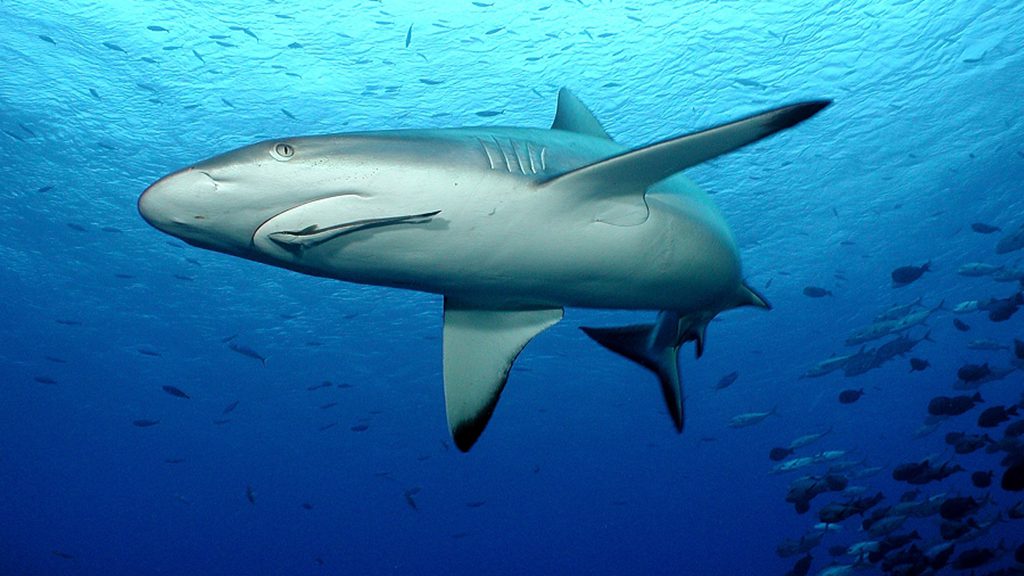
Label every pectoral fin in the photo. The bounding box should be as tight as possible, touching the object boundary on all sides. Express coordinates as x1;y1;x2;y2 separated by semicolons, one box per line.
540;100;831;196
443;300;562;451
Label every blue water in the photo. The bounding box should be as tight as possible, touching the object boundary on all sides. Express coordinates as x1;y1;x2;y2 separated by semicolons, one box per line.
3;1;1024;574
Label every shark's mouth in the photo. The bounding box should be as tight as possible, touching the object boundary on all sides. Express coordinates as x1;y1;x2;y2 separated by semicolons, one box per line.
252;194;441;256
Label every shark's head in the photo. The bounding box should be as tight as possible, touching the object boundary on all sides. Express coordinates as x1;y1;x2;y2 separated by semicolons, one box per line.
139;137;380;259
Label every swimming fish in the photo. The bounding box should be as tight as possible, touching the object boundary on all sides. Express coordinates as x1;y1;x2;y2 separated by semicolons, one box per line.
891;262;930;287
161;385;190;399
927;393;983;416
138;87;829;450
713;370;739;390
838;389;864;404
802;286;832;298
228;342;266;365
970;222;1000;234
728;407;777;428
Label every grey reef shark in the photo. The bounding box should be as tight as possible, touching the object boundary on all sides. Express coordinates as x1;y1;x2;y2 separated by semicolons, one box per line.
139;87;830;451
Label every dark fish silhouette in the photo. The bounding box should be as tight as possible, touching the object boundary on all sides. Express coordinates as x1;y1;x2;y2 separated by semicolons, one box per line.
102;41;126;53
51;550;74;559
970;470;993;488
246;484;256;504
161;385;190;399
403;487;420;511
1007;419;1024;438
939;495;985;520
956;362;990;382
970;222;1000;234
405;24;412;47
977;404;1017;427
222;400;240;414
132;419;160;427
234;26;260;42
982;292;1022;322
34;375;57;384
817;491;884;524
838;389;864;404
147;25;169;32
228;342;266;365
874;331;932;364
951;546;997;570
945;431;991;454
802;286;832;298
893;459;962;485
39;35;57;45
866;530;920;563
769;446;794;461
908;357;929;372
137;347;161;357
350;423;369;432
714;371;739;390
891;262;930;287
928;393;983;416
952;318;970;332
1014;338;1024;359
996;222;1024;254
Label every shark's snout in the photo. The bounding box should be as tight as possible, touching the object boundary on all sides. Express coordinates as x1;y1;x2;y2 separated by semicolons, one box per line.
138;168;217;234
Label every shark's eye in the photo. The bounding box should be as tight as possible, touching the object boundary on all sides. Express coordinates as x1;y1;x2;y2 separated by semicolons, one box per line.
271;142;295;161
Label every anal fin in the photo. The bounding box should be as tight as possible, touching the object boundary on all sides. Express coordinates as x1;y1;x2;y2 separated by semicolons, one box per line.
443;300;562;451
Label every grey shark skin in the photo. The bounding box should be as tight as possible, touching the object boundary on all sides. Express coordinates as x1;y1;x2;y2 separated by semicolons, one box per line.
139;88;830;451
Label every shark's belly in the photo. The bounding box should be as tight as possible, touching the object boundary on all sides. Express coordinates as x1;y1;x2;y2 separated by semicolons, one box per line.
270;186;743;314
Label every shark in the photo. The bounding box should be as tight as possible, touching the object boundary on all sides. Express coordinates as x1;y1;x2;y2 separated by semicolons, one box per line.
139;88;829;451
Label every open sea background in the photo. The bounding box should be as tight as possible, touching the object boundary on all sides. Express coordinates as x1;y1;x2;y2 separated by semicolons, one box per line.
2;0;1024;574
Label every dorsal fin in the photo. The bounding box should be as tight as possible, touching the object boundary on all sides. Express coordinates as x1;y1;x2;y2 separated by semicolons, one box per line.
550;88;612;141
540;100;831;195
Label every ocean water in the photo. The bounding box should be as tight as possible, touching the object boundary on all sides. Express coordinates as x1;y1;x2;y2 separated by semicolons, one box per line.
2;0;1024;574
